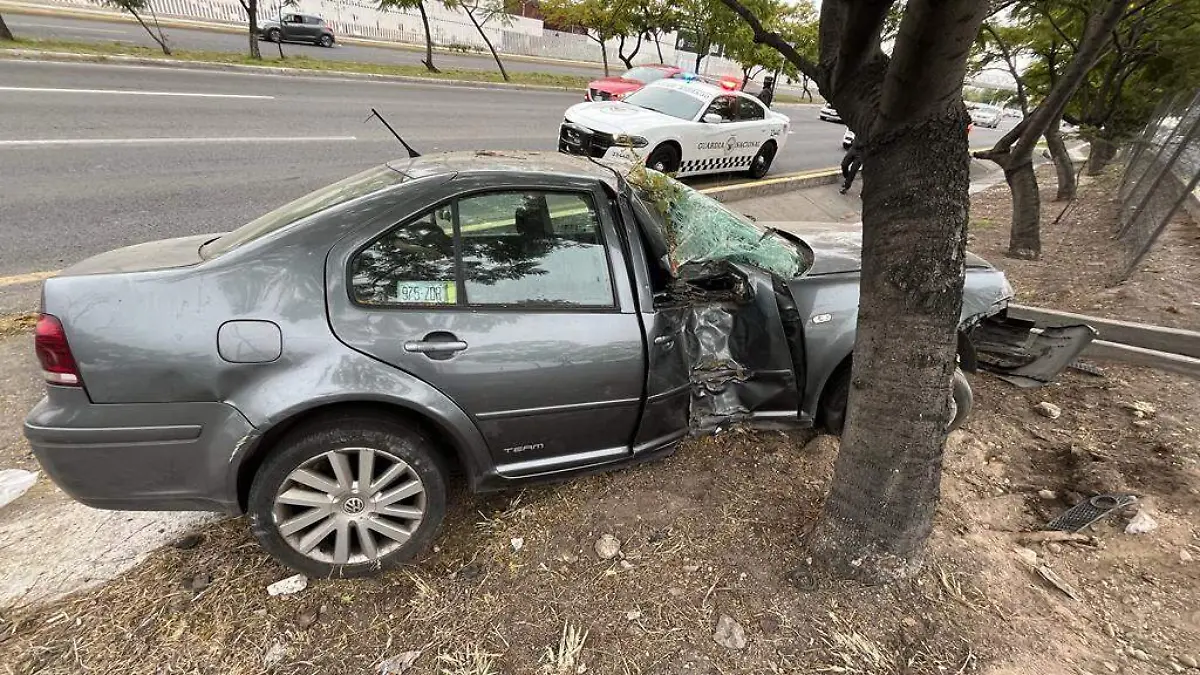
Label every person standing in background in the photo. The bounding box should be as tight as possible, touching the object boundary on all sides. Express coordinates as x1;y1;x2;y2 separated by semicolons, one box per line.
758;75;775;108
840;140;863;194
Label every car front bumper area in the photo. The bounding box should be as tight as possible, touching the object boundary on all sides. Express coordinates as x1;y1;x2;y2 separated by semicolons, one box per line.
24;386;255;513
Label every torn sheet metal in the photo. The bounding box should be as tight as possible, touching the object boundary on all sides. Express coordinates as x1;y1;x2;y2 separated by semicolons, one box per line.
672;261;801;433
971;312;1098;388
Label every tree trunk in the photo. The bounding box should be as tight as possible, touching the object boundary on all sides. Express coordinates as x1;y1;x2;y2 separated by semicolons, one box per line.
599;39;609;76
418;2;439;72
0;13;13;42
1006;160;1041;258
128;7;172;55
465;8;508;82
808;112;971;583
245;0;261;60
1087;136;1117;175
1045;116;1076;201
652;31;663;62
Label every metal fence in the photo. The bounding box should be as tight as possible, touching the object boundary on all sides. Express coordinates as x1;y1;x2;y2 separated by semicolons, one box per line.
1114;89;1200;282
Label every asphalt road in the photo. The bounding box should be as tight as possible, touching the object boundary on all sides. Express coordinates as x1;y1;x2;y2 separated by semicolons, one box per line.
0;59;1011;300
4;12;605;77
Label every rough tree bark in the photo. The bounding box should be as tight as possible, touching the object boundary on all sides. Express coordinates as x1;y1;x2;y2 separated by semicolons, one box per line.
974;0;1126;259
1;13;16;41
1044;115;1077;200
617;32;644;69
1086;136;1118;175
417;2;439;72
239;0;262;59
719;0;986;582
463;3;509;82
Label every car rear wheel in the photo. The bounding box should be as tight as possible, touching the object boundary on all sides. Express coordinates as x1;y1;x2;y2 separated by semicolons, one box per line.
266;28;281;42
747;142;777;179
319;34;334;48
248;414;447;577
819;366;972;435
645;144;681;173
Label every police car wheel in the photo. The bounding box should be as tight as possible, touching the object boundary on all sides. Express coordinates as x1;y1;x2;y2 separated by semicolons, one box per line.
646;144;680;173
747;142;777;179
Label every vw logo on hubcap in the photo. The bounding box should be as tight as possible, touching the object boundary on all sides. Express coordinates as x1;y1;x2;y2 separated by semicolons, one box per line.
342;497;366;515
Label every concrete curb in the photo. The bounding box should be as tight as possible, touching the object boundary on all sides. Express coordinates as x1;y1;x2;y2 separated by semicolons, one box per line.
0;49;582;93
702;168;843;203
0;1;610;71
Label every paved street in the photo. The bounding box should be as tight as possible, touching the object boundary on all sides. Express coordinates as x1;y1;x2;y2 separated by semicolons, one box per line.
4;12;605;77
0;58;1011;310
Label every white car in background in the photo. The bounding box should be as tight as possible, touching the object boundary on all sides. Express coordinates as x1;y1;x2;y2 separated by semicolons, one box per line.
559;78;790;179
970;105;1002;128
819;104;842;123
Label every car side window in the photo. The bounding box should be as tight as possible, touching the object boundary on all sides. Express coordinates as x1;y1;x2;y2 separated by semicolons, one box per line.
458;191;614;307
704;96;736;122
736;97;765;121
350;207;456;306
350;191;614;309
307;16;322;24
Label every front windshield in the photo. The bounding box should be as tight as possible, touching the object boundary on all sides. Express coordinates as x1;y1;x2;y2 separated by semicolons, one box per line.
622;67;670;83
628;169;807;278
200;165;408;259
624;86;706;121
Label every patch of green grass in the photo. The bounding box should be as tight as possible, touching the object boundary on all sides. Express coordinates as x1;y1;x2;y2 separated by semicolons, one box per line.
774;93;824;105
0;37;592;89
970;217;995;229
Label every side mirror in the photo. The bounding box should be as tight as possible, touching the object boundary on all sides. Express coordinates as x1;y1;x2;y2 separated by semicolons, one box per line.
703;113;724;124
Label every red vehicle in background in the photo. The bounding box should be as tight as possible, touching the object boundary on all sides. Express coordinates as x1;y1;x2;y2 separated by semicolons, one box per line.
585;65;683;101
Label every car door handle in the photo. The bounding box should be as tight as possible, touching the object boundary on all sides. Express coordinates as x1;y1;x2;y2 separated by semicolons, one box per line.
404;340;468;354
653;335;674;345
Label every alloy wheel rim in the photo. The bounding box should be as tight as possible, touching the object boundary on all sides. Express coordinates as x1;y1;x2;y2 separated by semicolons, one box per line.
272;447;426;565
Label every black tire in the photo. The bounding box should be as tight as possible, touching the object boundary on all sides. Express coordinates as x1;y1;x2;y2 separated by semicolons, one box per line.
818;366;972;435
266;28;281;42
645;144;681;173
319;34;334;48
248;413;448;578
747;141;777;179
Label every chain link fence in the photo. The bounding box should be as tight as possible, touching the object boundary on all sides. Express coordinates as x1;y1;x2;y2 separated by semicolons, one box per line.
1114;89;1200;282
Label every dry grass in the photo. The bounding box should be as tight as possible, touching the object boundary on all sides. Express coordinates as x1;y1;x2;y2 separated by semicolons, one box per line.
0;313;36;337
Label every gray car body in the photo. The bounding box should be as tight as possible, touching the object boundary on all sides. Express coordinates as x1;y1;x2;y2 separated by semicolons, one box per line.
257;14;334;45
25;152;1016;516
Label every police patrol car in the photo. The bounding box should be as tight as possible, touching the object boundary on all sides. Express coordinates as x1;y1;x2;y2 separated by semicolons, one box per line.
559;77;790;179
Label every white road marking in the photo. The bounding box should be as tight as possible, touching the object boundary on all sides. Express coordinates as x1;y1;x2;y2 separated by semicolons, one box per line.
0;136;359;147
0;86;275;99
11;22;131;34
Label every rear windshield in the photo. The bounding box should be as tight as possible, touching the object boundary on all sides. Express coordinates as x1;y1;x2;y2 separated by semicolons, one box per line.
200;165;407;259
622;67;670;83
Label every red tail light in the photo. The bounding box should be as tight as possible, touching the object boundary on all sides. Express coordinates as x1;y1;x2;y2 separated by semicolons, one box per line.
35;314;83;386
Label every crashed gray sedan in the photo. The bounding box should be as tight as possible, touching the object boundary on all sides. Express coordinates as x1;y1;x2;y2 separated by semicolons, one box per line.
24;152;1093;576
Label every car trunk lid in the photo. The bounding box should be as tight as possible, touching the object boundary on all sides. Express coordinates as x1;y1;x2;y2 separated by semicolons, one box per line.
57;233;213;277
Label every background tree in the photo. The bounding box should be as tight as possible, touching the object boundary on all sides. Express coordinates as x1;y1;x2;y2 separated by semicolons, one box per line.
718;0;989;582
238;0;262;59
458;0;512;81
102;0;172;55
541;0;632;76
632;0;677;62
675;0;723;72
1;13;14;41
381;0;444;72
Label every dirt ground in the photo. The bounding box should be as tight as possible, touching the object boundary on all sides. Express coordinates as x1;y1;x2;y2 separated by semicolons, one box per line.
969;166;1200;331
1;168;1198;675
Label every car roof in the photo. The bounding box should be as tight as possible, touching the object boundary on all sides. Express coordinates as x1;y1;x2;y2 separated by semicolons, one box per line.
386;150;625;187
645;78;723;99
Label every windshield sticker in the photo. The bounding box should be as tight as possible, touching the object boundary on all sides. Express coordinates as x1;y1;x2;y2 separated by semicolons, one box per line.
396;280;457;305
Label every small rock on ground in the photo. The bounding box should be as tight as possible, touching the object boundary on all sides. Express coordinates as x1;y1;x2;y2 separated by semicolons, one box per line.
1179;654;1198;669
263;641;288;668
713;614;747;650
266;574;308;596
1181;550;1194;563
1038;489;1057;500
1034;402;1062;419
594;534;622;560
1125;511;1159;535
378;651;422;674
